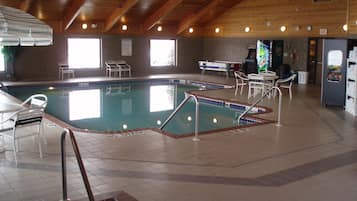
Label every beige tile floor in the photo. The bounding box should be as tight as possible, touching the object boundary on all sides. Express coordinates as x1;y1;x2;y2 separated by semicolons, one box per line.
0;74;356;201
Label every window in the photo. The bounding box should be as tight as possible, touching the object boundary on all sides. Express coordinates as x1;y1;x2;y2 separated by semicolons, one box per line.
0;47;5;72
150;39;176;67
67;38;101;69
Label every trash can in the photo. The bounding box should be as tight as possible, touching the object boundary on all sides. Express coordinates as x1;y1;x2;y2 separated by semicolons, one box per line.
298;71;308;84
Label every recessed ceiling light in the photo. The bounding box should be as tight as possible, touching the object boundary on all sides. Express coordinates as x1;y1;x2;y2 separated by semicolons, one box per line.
280;25;287;32
343;24;348;32
122;24;128;31
215;27;220;33
244;26;251;32
157;26;162;32
189;27;194;33
81;23;88;30
307;25;312;31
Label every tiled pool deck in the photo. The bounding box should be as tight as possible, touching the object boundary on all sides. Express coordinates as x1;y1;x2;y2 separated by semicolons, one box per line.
0;74;356;201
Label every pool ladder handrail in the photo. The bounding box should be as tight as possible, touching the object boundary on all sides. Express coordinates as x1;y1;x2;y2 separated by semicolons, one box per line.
61;128;95;201
237;86;282;127
160;93;200;141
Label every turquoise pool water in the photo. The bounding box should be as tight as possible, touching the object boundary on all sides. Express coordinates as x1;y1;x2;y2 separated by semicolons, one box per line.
6;80;260;136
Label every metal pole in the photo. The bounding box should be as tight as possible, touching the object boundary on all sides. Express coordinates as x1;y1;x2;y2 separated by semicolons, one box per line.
192;98;200;142
60;131;69;201
60;128;95;201
275;87;282;127
160;95;192;130
237;86;282;127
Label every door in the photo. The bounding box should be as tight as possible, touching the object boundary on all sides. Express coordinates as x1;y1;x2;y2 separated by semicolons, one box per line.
321;39;347;107
307;38;318;84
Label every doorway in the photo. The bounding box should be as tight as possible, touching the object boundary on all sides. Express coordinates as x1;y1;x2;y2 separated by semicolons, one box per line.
307;38;317;84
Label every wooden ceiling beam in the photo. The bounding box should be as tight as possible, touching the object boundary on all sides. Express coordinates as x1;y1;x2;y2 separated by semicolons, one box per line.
143;0;184;31
63;0;86;30
104;0;138;32
177;0;222;34
19;0;33;12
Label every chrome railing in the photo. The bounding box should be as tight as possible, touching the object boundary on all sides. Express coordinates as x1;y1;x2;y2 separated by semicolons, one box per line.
237;86;282;127
61;128;95;201
160;94;200;141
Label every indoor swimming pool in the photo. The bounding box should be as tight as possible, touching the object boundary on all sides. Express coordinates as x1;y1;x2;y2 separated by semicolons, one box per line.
5;79;268;137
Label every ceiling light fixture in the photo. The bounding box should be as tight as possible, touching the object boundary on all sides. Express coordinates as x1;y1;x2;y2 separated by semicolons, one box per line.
122;24;128;31
215;27;220;33
157;25;162;32
280;25;287;32
244;26;251;32
189;27;194;33
343;24;348;32
307;25;312;31
81;23;88;30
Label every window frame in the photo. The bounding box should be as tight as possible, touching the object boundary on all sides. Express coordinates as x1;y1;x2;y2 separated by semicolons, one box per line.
66;37;102;70
149;38;177;67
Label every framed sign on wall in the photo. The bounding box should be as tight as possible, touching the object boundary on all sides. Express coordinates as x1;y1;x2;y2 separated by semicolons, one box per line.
121;38;132;56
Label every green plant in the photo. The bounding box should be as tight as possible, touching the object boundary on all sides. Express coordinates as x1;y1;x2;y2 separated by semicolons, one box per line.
1;46;19;63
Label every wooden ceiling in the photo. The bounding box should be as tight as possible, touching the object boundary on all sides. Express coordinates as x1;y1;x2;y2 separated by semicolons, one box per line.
0;0;356;37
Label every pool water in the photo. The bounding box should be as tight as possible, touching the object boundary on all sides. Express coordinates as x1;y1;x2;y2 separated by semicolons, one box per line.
6;80;259;136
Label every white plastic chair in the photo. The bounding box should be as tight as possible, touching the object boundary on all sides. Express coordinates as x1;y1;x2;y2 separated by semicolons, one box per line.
105;60;131;78
234;71;249;95
0;94;47;165
58;63;75;80
247;74;265;98
275;74;297;100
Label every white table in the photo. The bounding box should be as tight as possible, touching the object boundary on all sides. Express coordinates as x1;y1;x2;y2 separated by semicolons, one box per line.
0;102;24;152
247;74;278;98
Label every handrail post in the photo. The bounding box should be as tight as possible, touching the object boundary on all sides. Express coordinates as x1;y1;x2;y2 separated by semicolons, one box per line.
60;132;69;201
160;94;200;141
192;96;200;142
275;87;282;127
237;86;282;127
60;128;95;201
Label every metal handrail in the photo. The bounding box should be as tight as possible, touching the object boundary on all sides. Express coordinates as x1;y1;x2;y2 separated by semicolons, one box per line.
237;86;282;127
61;128;95;201
160;93;200;141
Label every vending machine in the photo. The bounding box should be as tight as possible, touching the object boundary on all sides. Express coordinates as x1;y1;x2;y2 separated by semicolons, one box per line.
321;39;347;107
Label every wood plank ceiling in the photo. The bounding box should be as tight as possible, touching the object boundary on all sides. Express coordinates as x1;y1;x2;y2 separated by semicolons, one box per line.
0;0;355;37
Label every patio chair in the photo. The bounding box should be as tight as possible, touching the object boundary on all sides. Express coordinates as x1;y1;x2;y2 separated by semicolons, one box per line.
58;63;75;80
0;94;48;165
234;71;249;95
274;74;297;100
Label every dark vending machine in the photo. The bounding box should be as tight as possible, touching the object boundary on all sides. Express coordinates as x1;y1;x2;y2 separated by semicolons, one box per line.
321;39;347;107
